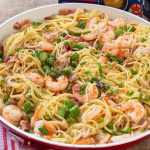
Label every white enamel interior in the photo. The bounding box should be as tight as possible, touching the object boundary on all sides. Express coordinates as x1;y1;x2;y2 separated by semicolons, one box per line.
0;3;150;148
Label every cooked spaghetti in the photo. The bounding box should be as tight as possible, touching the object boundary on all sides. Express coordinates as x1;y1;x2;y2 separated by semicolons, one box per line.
0;8;150;144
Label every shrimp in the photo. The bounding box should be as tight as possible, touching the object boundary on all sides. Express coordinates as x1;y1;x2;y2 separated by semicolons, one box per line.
34;120;68;135
134;46;150;56
44;32;58;42
86;17;99;29
82;17;100;41
81;105;103;123
2;105;23;126
34;120;56;135
101;30;115;43
81;31;98;41
96;131;111;144
97;22;106;33
75;137;95;144
45;75;68;92
110;134;132;143
108;18;125;28
101;42;114;53
56;52;71;70
110;48;130;58
115;35;134;49
34;120;45;135
103;96;117;107
25;73;45;87
72;83;99;103
98;56;108;64
101;40;129;59
38;41;54;52
121;100;145;124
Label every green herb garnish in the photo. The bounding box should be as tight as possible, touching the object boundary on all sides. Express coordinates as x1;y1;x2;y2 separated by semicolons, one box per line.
97;62;103;76
64;99;75;109
79;84;87;95
61;67;72;76
80;61;87;66
90;77;110;90
66;116;79;123
126;91;134;96
118;128;133;134
109;89;119;95
3;92;11;103
114;28;123;38
54;37;61;43
49;67;61;78
22;101;34;113
38;125;49;135
107;123;113;130
97;44;104;51
130;68;137;75
106;53;123;64
69;105;80;117
57;106;69;118
76;21;86;29
32;22;42;28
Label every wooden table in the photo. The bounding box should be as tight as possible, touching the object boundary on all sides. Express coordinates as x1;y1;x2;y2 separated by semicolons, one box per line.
0;0;149;150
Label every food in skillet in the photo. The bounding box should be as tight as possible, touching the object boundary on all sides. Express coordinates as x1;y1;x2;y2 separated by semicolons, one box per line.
0;8;150;144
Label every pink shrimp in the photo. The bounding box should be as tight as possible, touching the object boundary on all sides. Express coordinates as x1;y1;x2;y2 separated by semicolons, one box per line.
25;73;45;87
86;17;99;29
2;105;24;126
101;30;115;43
108;18;125;28
115;35;134;49
81;31;98;41
45;75;68;92
96;131;111;144
134;46;150;56
98;56;108;64
38;41;54;52
44;32;58;42
121;100;145;124
72;83;98;103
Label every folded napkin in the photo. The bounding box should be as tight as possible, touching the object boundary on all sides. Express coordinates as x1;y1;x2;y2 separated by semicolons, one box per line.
0;125;21;150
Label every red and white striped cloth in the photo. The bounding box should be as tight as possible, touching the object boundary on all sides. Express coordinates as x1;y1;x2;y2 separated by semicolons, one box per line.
0;125;54;150
0;125;22;150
